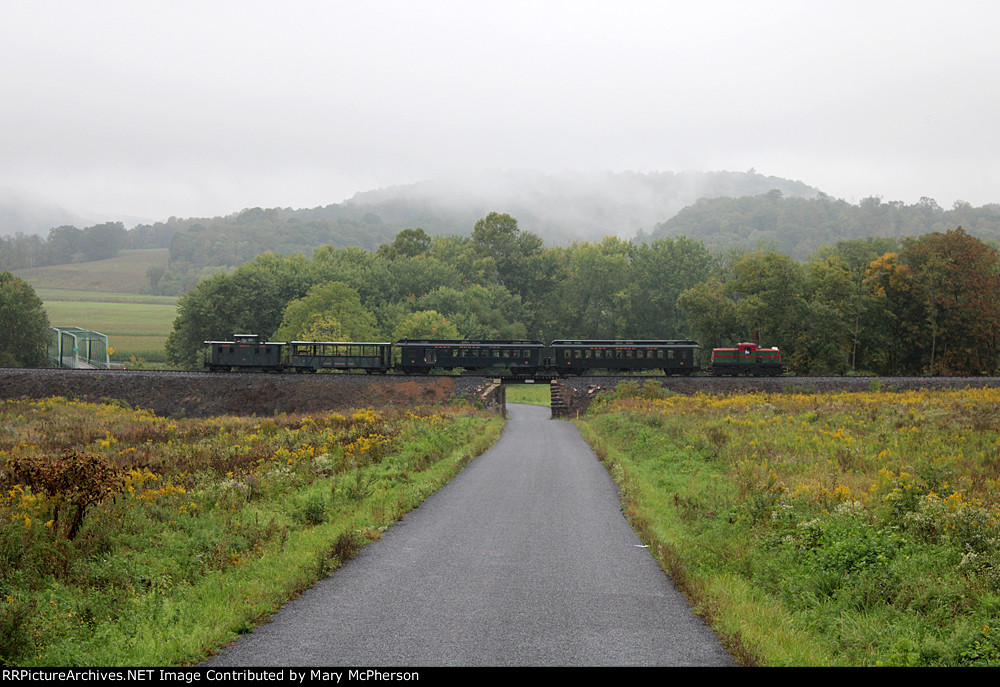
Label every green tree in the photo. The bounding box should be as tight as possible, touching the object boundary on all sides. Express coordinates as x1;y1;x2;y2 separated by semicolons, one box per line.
80;222;126;261
471;212;556;307
813;238;897;372
428;234;500;288
0;271;50;367
298;314;347;342
165;252;314;367
471;212;521;257
677;278;740;351
391;310;460;341
272;281;377;342
625;236;714;338
415;284;528;340
552;237;632;338
381;255;462;303
376;228;432;260
728;250;808;358
45;225;82;264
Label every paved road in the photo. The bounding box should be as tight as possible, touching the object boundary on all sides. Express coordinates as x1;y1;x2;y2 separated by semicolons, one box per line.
204;404;735;667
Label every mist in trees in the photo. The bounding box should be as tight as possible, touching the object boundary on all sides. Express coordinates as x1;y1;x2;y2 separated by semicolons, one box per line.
0;222;127;269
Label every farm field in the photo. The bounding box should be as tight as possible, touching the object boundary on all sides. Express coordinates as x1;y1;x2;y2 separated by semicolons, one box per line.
14;249;169;293
577;383;1000;666
14;250;177;365
40;295;176;365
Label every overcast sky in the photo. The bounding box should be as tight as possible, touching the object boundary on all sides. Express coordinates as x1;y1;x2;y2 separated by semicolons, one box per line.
2;0;999;222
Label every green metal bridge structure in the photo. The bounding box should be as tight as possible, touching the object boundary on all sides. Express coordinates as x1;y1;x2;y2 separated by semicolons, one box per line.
48;326;111;369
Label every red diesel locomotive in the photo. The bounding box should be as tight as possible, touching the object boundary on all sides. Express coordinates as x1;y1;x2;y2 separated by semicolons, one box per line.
709;342;785;377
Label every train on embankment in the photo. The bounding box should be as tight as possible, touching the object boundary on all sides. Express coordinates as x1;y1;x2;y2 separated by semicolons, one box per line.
204;335;787;377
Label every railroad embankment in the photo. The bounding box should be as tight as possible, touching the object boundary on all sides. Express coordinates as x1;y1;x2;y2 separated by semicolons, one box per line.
554;375;1000;416
0;369;498;417
3;369;997;418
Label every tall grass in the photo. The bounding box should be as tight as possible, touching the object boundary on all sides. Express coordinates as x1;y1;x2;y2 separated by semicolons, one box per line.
0;398;502;666
577;383;1000;667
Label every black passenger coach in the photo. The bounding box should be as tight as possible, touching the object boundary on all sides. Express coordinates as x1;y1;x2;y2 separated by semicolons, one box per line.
204;335;703;376
549;339;699;376
395;340;545;375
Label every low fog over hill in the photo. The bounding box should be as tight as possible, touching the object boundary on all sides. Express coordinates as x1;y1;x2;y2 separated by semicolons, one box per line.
0;187;88;236
342;169;820;243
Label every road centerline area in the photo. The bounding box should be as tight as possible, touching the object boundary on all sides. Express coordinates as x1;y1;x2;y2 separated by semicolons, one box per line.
204;404;735;667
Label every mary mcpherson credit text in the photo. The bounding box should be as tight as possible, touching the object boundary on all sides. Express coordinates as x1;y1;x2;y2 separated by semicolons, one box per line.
2;670;420;683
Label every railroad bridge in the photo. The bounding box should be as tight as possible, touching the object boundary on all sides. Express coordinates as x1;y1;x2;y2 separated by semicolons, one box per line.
47;327;112;369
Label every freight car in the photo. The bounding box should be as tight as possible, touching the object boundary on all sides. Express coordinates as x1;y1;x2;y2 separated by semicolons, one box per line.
709;342;785;376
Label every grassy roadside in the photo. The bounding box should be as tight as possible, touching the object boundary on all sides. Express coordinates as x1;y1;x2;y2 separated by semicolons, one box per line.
574;381;1000;667
0;398;503;666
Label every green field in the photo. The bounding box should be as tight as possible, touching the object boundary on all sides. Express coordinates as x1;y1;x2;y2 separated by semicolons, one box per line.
15;250;177;365
42;297;176;364
505;383;551;406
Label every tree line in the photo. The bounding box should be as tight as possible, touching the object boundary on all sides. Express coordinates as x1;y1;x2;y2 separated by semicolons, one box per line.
0;222;128;270
166;213;1000;376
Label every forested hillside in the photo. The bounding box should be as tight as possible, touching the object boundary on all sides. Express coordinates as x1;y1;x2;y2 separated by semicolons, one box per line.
8;171;1000;300
652;192;1000;259
342;169;820;242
